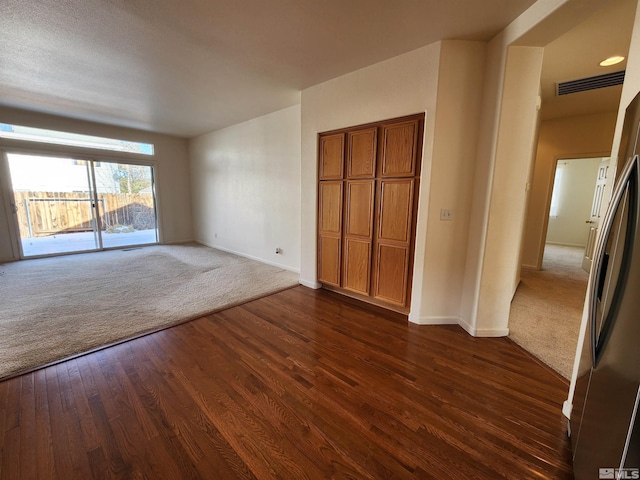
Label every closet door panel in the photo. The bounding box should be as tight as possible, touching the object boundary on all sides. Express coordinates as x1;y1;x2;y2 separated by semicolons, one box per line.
378;179;414;243
342;238;371;294
373;244;409;306
347;128;377;179
373;178;414;307
319;133;345;180
345;180;374;238
318;181;343;234
318;236;341;286
343;179;374;295
380;120;419;177
318;180;343;286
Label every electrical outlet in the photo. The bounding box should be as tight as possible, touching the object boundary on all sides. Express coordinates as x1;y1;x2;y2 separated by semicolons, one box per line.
440;208;453;221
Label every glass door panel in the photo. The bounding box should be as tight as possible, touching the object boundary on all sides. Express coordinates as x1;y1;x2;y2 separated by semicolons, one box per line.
93;162;158;249
7;153;100;257
6;155;158;258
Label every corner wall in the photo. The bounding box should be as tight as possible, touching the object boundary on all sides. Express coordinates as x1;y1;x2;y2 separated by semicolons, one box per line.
472;46;544;336
460;42;546;337
189;105;301;272
414;40;487;323
0;107;193;261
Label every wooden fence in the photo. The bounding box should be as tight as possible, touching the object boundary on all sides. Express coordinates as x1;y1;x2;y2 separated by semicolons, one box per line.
13;191;156;238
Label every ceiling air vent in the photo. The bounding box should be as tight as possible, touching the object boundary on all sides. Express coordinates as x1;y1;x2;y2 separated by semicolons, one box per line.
557;70;625;96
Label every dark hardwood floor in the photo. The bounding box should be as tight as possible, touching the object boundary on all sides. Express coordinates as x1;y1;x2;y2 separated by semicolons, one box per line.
0;286;574;479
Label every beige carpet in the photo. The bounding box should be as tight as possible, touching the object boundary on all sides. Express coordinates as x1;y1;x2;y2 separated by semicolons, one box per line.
0;243;299;379
509;244;589;379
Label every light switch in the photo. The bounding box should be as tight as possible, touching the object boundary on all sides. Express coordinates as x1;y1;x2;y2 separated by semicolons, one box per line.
440;208;453;221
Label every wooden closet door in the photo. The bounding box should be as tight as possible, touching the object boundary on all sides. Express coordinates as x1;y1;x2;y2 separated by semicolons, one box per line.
379;119;419;178
317;113;423;311
318;181;343;286
372;178;415;306
347;128;377;179
319;133;344;180
342;180;375;295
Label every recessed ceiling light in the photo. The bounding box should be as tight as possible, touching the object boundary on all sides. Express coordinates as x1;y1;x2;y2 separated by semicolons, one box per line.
600;56;625;67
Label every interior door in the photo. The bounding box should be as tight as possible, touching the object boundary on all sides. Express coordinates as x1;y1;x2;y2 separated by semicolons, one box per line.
582;159;609;272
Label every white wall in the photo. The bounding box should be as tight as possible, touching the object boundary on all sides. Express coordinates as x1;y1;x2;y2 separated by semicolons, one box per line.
415;40;487;323
189;105;301;272
0;107;193;261
460;31;514;335
475;46;544;336
611;3;640;167
546;157;602;246
461;44;545;337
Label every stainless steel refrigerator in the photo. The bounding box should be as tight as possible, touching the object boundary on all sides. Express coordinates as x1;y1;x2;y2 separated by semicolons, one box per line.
571;92;640;479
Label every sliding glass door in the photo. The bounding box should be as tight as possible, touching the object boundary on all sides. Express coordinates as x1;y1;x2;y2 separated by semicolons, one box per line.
7;154;100;256
93;162;158;249
6;153;158;258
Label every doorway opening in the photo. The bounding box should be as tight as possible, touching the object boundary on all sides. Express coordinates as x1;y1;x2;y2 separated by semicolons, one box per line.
544;157;609;271
6;152;158;258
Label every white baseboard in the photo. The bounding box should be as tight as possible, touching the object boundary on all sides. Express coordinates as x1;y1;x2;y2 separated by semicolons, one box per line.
408;314;509;337
546;241;586;248
164;238;196;245
458;316;509;337
408;314;459;325
407;314;509;338
202;243;301;274
475;328;509;337
299;279;322;289
562;400;572;420
458;317;476;335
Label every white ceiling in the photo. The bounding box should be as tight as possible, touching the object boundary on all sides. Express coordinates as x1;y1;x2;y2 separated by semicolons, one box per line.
0;0;537;137
540;0;636;120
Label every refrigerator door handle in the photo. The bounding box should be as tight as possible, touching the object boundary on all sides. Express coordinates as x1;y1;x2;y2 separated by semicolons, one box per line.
590;154;639;366
596;252;610;302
